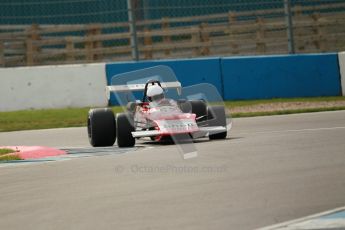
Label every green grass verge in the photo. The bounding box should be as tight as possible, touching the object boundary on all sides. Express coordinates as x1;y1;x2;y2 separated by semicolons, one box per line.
0;96;344;132
0;148;21;161
0;155;22;161
231;106;345;118
0;107;123;132
0;148;15;155
224;96;345;107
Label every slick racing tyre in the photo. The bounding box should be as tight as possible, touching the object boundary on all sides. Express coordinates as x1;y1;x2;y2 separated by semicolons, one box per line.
207;105;227;140
177;99;192;113
190;100;207;122
116;113;135;147
88;108;116;147
126;102;137;113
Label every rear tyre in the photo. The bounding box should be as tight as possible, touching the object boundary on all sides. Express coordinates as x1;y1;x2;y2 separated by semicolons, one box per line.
116;113;135;147
177;99;192;113
87;108;116;147
207;105;227;140
126;102;137;113
190;100;207;122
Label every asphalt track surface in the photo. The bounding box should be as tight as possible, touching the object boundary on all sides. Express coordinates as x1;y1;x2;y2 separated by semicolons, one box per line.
0;111;345;230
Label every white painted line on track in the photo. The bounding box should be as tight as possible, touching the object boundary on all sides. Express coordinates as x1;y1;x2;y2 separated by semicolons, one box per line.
0;157;70;168
258;206;345;230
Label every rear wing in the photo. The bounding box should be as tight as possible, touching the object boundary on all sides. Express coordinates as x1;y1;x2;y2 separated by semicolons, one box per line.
106;81;182;99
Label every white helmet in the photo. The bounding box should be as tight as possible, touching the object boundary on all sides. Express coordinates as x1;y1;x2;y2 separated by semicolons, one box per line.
147;85;164;102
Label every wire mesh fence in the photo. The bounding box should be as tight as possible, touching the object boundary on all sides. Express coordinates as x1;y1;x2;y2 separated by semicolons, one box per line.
0;0;345;66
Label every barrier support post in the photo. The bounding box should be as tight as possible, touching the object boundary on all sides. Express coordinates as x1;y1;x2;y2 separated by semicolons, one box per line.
284;0;295;54
0;42;4;67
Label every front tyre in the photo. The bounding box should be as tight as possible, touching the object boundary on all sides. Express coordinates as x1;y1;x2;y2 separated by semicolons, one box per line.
207;105;227;140
190;100;207;122
116;113;135;147
87;108;116;147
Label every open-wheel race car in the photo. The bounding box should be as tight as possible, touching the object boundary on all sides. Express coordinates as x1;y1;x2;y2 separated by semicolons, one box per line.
87;66;231;148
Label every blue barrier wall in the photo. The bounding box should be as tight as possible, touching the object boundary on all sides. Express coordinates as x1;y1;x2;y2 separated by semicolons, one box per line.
221;53;341;100
105;53;341;104
106;57;223;105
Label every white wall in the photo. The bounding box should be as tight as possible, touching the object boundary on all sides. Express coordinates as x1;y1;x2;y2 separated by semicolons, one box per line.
0;63;108;112
339;52;345;96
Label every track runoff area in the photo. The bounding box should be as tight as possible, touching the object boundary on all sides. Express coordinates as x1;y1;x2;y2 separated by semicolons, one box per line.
0;110;345;229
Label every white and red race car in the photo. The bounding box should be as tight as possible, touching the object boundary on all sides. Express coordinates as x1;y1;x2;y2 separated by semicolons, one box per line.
87;66;231;148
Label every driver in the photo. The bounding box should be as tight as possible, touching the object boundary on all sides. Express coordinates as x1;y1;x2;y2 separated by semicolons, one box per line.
147;84;165;102
146;84;176;108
